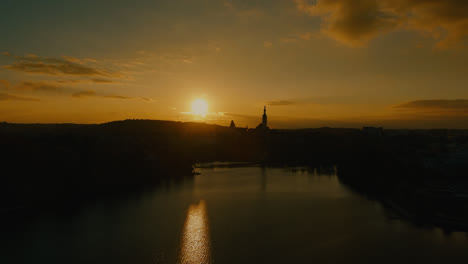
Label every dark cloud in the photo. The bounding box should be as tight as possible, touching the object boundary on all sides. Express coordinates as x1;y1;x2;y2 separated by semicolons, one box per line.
91;78;117;83
0;92;39;102
72;90;131;100
295;0;468;48
396;99;468;110
103;95;132;100
3;53;117;77
267;100;296;106
295;0;399;46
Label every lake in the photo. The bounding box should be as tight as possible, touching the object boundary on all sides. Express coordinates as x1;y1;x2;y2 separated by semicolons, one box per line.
2;165;468;263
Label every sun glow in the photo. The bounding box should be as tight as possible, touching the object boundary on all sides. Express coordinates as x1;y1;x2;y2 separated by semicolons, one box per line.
191;99;209;117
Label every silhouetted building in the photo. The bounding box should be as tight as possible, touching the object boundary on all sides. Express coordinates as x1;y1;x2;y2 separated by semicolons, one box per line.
256;106;269;130
230;120;236;128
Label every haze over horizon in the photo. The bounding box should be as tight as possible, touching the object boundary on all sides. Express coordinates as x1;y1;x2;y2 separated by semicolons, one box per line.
2;0;468;129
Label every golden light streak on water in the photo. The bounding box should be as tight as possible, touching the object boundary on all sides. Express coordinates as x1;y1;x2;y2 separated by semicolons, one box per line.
178;200;212;264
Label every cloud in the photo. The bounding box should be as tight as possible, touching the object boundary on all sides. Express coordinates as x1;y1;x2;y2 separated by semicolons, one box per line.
138;97;154;102
0;78;135;102
298;32;316;40
15;81;64;93
72;90;153;102
103;95;132;100
223;0;265;17
295;0;399;46
2;79;119;95
267;100;296;106
280;37;299;43
0;92;39;102
215;112;260;122
113;50;203;77
3;53;117;77
264;41;273;48
279;32;321;45
224;1;234;9
0;80;10;90
72;90;97;98
395;99;468;110
265;96;352;107
62;56;84;64
103;95;153;101
295;0;468;48
54;78;119;84
90;78;117;83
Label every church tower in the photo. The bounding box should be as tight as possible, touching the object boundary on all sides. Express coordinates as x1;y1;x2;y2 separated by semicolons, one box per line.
256;106;269;130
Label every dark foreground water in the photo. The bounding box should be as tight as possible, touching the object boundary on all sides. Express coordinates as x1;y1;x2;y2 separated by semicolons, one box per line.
2;165;468;264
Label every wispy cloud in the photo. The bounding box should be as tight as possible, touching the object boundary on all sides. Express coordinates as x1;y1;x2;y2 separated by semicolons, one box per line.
264;41;273;48
267;100;296;106
90;78;117;83
3;53;119;77
223;0;265;18
298;32;317;40
15;81;65;93
3;80;119;95
280;37;299;44
0;80;151;102
0;79;10;90
54;78;120;84
71;90;97;98
72;90;153;102
103;95;133;100
0;92;39;102
266;96;352;107
395;99;468;110
278;32;321;45
222;112;258;121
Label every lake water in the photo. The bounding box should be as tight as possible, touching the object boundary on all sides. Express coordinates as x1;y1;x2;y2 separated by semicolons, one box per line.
2;165;468;264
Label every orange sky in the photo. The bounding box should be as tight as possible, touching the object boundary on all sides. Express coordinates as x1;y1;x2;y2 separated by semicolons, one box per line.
1;0;468;128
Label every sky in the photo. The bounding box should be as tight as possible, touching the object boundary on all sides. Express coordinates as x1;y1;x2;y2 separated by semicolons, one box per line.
1;0;468;128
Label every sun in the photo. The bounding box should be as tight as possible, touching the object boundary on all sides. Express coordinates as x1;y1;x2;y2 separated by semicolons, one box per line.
191;99;208;117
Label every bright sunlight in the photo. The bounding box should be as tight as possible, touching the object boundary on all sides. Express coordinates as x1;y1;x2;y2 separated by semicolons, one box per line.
191;99;209;117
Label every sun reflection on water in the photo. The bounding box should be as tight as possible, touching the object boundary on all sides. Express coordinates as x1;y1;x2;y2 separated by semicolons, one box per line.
179;200;212;264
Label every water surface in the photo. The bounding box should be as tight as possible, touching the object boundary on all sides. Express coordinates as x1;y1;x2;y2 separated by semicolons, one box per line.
2;166;468;263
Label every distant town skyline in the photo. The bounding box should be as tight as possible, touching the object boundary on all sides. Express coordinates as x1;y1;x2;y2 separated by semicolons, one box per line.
2;0;468;128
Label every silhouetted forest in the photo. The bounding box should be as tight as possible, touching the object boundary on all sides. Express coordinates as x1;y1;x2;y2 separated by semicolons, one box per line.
1;120;468;230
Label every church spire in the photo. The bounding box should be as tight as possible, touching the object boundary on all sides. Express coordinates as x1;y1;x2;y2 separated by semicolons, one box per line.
256;106;269;130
